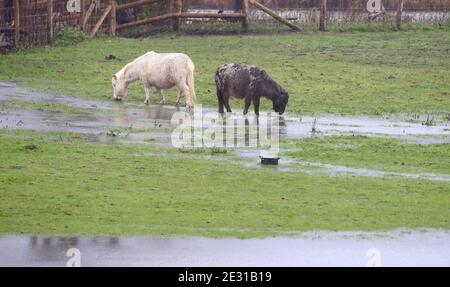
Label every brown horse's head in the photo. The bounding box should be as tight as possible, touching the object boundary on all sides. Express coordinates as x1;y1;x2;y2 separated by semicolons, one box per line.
273;87;289;115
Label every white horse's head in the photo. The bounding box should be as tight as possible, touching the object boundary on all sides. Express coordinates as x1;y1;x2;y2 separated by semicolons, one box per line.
112;74;128;101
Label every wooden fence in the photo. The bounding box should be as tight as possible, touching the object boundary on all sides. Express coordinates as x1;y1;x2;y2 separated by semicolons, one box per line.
0;0;426;51
76;0;407;35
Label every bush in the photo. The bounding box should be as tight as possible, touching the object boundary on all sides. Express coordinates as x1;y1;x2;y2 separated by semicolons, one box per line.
54;27;87;46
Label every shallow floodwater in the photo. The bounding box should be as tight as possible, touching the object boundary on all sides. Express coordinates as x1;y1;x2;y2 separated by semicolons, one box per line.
1;81;449;181
2;81;449;140
0;230;449;267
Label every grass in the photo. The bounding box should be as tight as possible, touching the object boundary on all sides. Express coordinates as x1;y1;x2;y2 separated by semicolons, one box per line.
1;26;449;237
0;130;449;237
1;28;450;115
0;100;102;116
284;136;450;174
178;147;228;154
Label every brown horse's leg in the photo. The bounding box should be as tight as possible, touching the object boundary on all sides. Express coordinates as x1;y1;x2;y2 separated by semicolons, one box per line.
223;93;232;113
243;96;252;115
217;89;224;114
253;96;260;116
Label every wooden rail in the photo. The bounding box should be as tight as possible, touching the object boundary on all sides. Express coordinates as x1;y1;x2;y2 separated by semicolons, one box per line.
116;12;246;31
116;0;161;11
91;5;112;36
248;0;301;31
176;13;246;19
116;13;174;30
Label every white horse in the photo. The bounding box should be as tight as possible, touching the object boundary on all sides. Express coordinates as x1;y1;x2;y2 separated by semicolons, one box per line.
112;51;196;107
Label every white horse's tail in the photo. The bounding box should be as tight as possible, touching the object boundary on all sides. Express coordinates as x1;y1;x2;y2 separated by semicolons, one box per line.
187;63;197;106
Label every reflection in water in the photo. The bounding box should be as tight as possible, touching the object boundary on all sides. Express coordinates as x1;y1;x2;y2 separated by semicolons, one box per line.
1;231;449;267
1;81;449;146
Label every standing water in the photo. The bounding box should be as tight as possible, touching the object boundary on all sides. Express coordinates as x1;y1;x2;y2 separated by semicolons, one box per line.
0;230;449;267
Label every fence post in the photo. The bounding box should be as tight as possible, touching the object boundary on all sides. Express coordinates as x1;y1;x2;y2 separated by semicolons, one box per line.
319;0;326;31
80;0;85;31
242;0;249;32
396;0;404;29
173;0;183;31
14;0;20;46
47;0;53;44
109;0;117;36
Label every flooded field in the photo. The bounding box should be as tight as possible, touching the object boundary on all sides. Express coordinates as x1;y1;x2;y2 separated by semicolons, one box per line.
0;230;449;267
1;81;449;182
2;81;449;137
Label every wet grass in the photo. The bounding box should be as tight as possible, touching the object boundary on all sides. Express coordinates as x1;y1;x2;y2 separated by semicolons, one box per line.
284;136;450;174
0;29;449;115
0;130;449;237
0;100;101;116
178;147;228;154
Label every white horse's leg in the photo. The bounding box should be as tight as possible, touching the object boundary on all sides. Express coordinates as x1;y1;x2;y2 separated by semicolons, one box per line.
175;89;183;106
144;83;152;105
181;84;193;108
176;77;193;108
157;89;165;104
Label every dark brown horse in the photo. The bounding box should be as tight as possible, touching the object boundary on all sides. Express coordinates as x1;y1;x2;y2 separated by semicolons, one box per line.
215;64;289;115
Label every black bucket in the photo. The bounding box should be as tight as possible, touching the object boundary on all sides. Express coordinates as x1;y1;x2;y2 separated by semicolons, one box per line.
260;156;280;165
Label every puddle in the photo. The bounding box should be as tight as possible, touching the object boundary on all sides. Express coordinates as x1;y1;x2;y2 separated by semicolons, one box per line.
0;109;112;134
282;115;450;138
401;136;450;145
0;230;449;266
234;149;450;182
287;160;450;182
1;81;449;181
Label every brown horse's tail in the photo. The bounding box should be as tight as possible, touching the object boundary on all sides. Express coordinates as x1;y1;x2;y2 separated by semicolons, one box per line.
187;62;197;106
